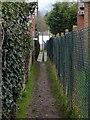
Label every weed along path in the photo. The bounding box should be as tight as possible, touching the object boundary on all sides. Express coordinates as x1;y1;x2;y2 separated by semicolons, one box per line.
27;52;63;118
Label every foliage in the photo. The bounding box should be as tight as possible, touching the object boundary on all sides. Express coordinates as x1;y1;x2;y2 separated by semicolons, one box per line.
2;2;37;119
16;62;40;118
36;16;48;32
16;62;35;118
46;59;80;118
45;2;77;35
40;50;47;52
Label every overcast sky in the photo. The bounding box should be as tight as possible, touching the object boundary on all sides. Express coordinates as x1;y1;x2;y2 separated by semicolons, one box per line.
28;0;76;13
38;0;77;13
38;0;56;11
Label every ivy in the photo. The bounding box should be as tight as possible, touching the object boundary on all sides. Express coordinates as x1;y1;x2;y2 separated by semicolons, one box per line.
1;2;37;119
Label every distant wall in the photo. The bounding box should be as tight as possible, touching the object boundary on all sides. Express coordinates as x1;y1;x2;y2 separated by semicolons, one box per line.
39;35;51;44
77;15;84;29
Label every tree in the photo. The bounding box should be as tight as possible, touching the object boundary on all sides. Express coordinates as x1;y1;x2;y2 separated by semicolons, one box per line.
45;2;77;35
36;15;48;32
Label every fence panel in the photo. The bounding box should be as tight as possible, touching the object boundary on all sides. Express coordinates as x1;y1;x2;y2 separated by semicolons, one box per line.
47;27;90;118
0;22;3;119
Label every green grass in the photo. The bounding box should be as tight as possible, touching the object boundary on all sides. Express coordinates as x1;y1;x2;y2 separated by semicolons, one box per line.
16;62;36;118
73;70;88;118
40;50;47;52
46;59;80;119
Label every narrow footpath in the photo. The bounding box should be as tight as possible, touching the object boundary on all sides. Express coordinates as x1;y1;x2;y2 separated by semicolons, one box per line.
27;52;63;118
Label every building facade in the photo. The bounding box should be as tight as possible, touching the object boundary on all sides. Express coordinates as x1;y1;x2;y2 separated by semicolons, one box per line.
77;0;90;29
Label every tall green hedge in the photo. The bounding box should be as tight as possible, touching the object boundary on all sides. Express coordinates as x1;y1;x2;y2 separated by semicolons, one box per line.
34;40;40;61
1;2;37;118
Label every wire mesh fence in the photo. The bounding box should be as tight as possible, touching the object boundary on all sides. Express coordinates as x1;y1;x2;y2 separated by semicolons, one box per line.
0;21;2;119
46;27;90;118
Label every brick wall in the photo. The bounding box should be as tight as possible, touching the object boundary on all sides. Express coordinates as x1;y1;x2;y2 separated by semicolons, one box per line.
77;15;84;29
77;1;84;29
84;2;90;27
77;2;90;29
28;15;36;37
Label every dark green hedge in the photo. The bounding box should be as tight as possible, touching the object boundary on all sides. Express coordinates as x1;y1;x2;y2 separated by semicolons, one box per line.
34;40;40;61
2;2;37;119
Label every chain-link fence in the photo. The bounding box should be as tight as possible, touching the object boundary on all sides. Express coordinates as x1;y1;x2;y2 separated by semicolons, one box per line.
46;27;90;118
0;21;3;119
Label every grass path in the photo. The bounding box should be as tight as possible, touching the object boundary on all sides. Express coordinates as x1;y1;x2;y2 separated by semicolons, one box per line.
27;62;63;118
16;62;36;118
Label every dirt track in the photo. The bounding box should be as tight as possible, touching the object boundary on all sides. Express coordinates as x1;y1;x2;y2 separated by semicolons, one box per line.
27;61;63;118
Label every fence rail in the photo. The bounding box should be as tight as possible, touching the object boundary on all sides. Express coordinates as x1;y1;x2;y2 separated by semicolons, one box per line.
46;27;90;118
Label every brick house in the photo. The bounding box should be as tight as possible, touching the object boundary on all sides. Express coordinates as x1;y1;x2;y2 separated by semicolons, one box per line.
28;14;36;37
77;0;84;29
28;0;38;38
77;0;90;29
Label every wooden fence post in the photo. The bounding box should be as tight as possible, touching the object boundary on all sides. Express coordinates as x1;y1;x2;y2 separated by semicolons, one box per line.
61;32;64;36
73;25;77;31
65;29;69;34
